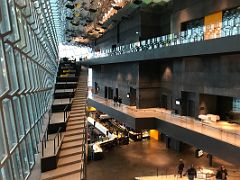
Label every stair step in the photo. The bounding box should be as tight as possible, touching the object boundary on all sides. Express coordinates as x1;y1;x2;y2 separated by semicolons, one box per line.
72;101;85;104
65;129;84;137
71;103;85;106
58;154;83;167
69;113;85;118
68;116;85;121
63;134;84;143
67;124;85;131
70;110;85;114
67;121;85;126
73;97;86;99
71;106;84;109
73;97;85;99
41;162;82;180
59;147;83;158
55;172;81;180
69;114;85;118
71;106;85;109
61;140;83;150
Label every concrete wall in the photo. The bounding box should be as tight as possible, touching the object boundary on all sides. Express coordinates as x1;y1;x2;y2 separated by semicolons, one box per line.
92;62;139;105
138;53;240;114
171;0;240;33
140;6;171;39
95;26;118;49
95;11;141;49
172;54;240;117
138;61;173;109
95;4;172;48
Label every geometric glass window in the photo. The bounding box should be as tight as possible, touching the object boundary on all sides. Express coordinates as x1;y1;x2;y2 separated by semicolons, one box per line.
0;109;7;163
2;99;18;151
20;140;30;179
12;97;25;140
11;148;24;180
0;38;9;97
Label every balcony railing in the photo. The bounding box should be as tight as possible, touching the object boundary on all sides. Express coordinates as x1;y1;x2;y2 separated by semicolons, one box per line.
88;18;240;59
88;94;240;148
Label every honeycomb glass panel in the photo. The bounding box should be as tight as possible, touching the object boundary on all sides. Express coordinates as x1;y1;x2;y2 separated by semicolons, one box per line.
15;0;26;7
26;95;34;127
0;0;11;35
2;99;18;150
6;0;20;43
0;38;9;97
15;9;26;49
20;140;30;178
0;160;13;180
34;124;40;144
11;148;24;180
30;130;38;154
0;109;7;162
30;94;37;122
12;97;25;139
4;43;19;95
14;50;25;92
27;61;34;91
22;57;31;91
20;95;30;132
26;133;34;168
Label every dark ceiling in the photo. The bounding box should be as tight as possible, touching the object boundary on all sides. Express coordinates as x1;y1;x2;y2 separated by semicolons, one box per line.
63;0;170;46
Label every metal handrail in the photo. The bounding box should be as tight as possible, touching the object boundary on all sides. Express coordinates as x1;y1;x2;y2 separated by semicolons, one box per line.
41;127;63;157
63;104;69;122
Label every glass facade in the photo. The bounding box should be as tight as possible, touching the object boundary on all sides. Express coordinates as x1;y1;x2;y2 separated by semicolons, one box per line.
0;0;59;179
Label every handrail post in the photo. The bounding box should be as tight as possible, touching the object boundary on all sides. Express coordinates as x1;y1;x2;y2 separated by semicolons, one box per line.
58;133;60;146
44;135;47;148
54;139;56;154
64;110;65;122
42;140;44;157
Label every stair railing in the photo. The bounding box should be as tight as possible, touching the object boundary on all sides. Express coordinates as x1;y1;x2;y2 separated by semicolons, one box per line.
41;127;63;157
63;104;70;122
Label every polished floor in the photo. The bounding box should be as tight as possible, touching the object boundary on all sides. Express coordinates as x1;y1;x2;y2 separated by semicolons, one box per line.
87;139;239;180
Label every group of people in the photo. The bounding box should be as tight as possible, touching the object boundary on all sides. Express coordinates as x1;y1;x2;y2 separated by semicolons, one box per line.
113;96;122;107
177;159;228;180
178;159;197;180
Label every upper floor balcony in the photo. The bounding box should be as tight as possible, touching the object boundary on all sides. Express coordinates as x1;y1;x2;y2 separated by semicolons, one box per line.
87;94;240;166
82;18;240;66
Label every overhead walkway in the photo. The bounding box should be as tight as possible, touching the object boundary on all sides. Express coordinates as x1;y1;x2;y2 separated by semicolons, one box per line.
41;69;88;180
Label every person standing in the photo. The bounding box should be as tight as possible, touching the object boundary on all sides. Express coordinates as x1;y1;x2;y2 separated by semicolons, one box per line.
113;96;118;106
216;166;228;180
178;159;185;178
221;166;228;180
184;164;197;180
118;96;122;107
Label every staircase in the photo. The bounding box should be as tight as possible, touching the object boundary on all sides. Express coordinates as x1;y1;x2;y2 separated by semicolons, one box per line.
41;69;88;180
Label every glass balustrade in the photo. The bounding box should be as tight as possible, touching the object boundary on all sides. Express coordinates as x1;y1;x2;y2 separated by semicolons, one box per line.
89;16;240;60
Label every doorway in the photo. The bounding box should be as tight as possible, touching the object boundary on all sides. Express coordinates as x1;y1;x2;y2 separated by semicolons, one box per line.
115;88;118;98
104;86;108;98
108;87;113;99
161;95;168;109
187;100;195;117
94;82;98;94
130;87;136;106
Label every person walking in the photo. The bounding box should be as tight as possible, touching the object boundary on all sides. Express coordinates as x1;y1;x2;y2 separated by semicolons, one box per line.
178;159;185;178
216;166;228;180
113;96;118;106
184;164;197;180
118;96;122;107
